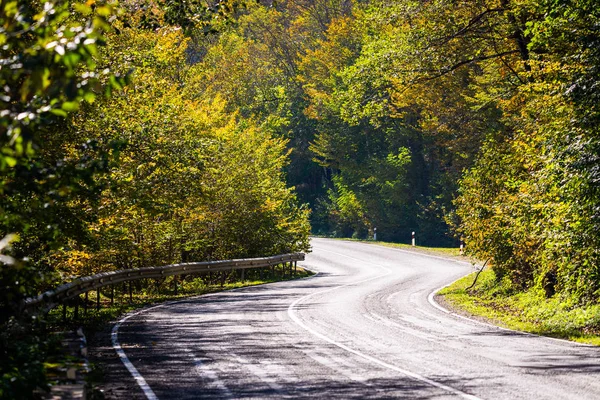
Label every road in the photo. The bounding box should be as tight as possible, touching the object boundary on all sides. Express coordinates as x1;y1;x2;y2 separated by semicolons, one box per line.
108;238;600;399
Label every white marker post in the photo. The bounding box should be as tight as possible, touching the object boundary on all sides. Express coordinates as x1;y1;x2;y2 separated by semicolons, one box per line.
460;238;464;255
374;227;377;241
412;231;415;247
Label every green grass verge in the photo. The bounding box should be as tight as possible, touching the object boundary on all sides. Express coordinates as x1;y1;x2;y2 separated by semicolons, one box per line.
439;269;600;346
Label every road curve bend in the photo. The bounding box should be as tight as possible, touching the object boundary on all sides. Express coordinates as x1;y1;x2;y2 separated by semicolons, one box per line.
109;238;600;399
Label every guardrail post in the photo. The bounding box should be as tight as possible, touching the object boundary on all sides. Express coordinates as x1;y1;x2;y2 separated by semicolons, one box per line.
271;265;275;279
74;296;79;321
240;268;245;282
84;291;88;314
294;261;297;275
96;289;100;311
110;286;114;307
129;281;132;302
62;303;67;323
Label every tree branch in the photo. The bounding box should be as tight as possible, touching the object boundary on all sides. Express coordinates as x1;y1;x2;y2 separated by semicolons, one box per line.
419;50;521;82
431;8;506;46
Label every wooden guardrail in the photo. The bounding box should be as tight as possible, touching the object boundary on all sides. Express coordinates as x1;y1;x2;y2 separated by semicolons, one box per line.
24;253;305;312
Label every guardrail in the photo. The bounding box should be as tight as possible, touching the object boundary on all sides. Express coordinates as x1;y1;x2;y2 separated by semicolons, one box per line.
24;253;305;314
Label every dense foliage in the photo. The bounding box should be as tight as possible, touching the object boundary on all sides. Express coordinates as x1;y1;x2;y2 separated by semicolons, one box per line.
1;0;599;396
0;1;308;397
192;0;599;304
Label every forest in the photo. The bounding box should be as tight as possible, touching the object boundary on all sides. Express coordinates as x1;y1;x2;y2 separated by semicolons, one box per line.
1;0;599;397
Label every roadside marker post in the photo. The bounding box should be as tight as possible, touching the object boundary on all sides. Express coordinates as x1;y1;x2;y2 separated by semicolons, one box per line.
412;232;415;247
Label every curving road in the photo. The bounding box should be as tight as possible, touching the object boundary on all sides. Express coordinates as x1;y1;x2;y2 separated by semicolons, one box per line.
108;238;600;399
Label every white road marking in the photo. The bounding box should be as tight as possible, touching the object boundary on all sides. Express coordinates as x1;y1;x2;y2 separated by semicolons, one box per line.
427;282;454;314
289;248;481;400
228;352;285;392
112;308;162;400
182;348;234;398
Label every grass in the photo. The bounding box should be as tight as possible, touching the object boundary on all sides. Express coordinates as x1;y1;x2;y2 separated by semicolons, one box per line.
439;269;600;346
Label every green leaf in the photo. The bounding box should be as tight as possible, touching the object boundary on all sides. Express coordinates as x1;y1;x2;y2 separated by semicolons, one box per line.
50;108;68;117
63;52;81;69
61;101;79;112
96;6;112;17
74;4;92;15
3;156;17;167
83;92;96;104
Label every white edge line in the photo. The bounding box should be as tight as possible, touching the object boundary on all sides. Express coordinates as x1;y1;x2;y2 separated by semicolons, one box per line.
112;307;162;400
352;239;597;349
111;270;320;400
427;275;597;348
288;251;481;400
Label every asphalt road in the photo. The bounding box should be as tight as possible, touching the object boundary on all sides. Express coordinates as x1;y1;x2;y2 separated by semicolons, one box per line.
109;238;600;399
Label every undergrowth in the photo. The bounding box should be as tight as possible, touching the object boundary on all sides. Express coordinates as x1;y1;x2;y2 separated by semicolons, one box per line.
440;269;600;346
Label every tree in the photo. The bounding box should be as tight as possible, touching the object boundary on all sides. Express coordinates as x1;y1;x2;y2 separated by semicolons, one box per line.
0;1;126;397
